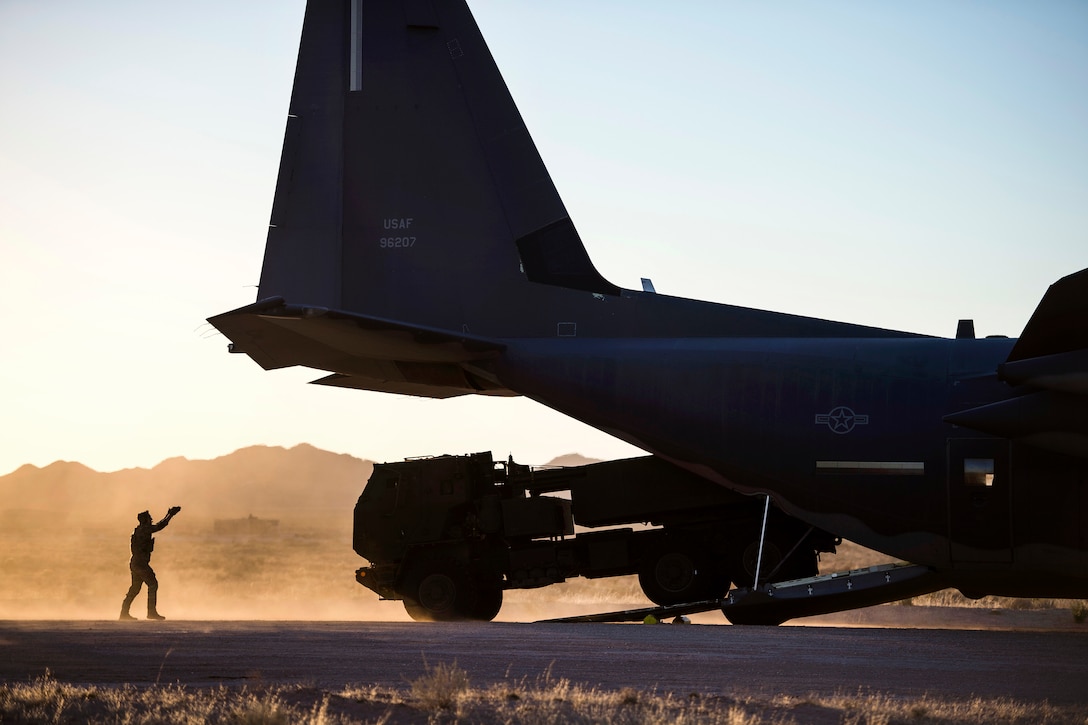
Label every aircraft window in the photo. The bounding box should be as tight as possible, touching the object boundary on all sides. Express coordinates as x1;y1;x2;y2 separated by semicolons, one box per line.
964;458;995;487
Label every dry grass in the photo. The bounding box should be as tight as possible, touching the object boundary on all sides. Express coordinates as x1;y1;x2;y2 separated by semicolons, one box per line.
410;659;471;710
901;589;1088;613
3;667;1086;725
779;689;1088;725
0;672;366;725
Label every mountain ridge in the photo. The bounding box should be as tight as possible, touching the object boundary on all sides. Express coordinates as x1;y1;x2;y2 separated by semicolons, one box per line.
0;444;374;524
0;446;602;526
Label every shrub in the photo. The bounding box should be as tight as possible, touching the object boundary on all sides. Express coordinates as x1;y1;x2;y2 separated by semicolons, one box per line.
1072;600;1088;624
410;660;470;710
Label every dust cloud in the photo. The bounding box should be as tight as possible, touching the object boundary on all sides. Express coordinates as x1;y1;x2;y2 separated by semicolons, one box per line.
0;514;888;623
0;445;895;623
0;510;666;622
0;445;659;622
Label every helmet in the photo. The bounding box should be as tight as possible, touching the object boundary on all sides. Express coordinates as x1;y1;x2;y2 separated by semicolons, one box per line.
137;511;152;523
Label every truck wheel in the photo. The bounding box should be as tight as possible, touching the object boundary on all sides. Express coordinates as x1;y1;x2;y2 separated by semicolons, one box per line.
638;551;728;606
401;559;504;622
468;572;503;622
400;560;478;622
734;537;818;587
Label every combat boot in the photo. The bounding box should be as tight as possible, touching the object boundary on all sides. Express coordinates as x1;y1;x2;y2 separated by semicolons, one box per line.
146;589;165;620
119;599;137;621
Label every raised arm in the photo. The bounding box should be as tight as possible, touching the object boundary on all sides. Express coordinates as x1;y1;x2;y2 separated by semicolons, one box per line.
152;506;181;532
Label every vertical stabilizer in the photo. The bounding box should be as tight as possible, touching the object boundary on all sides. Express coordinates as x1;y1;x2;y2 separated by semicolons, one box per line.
258;0;617;335
260;0;347;310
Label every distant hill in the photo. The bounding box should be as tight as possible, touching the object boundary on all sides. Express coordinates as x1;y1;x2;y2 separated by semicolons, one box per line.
543;453;603;468
0;444;374;527
0;446;606;529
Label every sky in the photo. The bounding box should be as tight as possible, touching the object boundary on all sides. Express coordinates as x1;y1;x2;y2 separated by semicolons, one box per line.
0;0;1085;476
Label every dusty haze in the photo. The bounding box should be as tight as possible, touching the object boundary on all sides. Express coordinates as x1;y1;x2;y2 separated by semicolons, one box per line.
0;445;891;622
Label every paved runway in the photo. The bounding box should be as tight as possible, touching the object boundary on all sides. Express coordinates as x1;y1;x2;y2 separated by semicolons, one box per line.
1;620;1085;704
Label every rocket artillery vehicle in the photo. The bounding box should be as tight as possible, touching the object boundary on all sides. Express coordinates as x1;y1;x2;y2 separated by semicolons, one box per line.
353;452;837;621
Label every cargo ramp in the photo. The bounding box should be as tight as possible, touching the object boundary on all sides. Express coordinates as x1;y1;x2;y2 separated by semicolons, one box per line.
541;563;944;625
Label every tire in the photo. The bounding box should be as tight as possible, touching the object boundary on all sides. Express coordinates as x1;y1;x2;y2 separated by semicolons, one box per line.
638;550;729;606
734;535;818;587
400;559;478;622
736;540;783;588
399;558;503;622
403;598;434;622
468;572;503;622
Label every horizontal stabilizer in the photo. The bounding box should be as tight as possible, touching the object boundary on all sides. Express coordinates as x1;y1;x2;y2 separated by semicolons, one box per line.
1007;267;1088;362
980;268;1088;456
944;391;1088;458
999;348;1088;395
310;371;512;399
207;298;511;398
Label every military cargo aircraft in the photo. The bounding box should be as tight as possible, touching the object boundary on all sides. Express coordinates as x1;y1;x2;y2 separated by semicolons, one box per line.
209;0;1087;622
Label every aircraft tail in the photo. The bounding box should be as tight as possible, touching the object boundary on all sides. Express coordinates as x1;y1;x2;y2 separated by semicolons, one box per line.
259;0;615;332
210;0;621;397
210;0;922;397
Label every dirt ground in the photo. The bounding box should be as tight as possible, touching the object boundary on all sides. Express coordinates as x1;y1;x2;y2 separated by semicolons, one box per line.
1;618;1085;706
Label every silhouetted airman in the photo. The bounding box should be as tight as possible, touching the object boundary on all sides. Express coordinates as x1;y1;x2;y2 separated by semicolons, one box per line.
119;506;181;621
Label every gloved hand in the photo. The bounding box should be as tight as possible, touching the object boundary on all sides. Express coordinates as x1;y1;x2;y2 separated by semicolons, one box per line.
168;506;182;516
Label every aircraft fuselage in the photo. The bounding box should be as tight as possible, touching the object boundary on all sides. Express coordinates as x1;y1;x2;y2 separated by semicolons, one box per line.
492;334;1086;594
